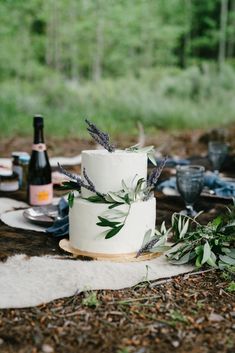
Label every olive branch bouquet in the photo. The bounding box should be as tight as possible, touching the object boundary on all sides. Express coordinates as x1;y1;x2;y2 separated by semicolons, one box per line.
140;201;235;270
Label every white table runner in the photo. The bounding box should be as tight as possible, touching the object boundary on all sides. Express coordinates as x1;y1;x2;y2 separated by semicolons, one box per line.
0;197;193;309
0;254;193;309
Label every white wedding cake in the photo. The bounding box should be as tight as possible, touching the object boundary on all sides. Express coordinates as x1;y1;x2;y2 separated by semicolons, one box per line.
69;149;156;256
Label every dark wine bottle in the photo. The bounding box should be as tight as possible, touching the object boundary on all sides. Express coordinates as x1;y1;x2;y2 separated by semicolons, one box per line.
27;115;53;205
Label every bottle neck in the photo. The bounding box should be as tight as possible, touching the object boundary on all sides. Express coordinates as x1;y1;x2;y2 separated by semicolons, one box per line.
32;125;47;152
33;125;44;144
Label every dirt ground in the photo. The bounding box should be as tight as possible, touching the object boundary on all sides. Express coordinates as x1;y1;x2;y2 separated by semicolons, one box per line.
1;123;235;159
0;124;235;353
0;270;234;353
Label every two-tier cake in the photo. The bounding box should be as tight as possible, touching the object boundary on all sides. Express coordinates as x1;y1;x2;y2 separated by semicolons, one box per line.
69;150;156;257
59;119;166;260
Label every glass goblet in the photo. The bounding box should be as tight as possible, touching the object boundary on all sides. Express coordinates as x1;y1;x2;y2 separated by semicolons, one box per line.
208;141;228;175
176;165;205;217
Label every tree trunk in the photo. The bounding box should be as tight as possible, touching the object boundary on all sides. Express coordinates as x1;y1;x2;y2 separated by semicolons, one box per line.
53;0;61;71
69;0;79;82
45;0;61;71
227;0;235;58
141;0;153;68
92;1;104;81
45;3;53;67
218;0;228;69
183;0;192;68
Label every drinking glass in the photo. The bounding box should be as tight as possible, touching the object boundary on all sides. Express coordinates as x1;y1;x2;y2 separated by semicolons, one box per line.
176;165;205;217
208;141;228;175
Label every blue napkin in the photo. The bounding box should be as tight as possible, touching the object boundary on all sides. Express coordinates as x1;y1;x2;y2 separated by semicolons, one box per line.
46;198;69;237
158;173;235;198
157;178;177;190
204;174;235;197
155;157;190;168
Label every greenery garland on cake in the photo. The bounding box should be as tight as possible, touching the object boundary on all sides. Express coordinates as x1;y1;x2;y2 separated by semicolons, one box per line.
59;159;166;239
59;120;167;239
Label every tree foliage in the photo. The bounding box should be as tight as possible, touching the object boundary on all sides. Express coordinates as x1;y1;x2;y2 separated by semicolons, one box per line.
0;0;235;137
1;0;235;82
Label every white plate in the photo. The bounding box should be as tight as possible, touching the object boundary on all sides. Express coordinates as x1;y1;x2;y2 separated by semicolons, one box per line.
0;198;28;216
1;209;46;232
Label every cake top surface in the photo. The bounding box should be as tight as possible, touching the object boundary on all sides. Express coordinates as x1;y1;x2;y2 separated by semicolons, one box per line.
82;149;147;156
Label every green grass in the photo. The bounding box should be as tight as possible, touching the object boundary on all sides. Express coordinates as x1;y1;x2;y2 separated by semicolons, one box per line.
82;291;100;308
226;281;235;292
1;64;235;138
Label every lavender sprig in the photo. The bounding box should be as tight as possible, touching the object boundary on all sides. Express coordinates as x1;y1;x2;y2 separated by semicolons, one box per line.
83;168;104;196
136;237;160;258
85;119;115;152
147;156;168;188
58;163;82;187
83;167;95;191
58;163;102;195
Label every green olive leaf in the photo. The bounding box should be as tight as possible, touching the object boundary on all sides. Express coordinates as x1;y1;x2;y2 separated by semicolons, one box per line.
96;216;121;227
219;255;235;265
169;251;192;265
105;225;124;239
141;229;153;247
201;241;211;265
179;219;189;238
106;192;125;203
68;192;75;208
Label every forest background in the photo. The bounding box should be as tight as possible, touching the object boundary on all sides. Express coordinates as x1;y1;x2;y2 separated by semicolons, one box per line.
1;0;235;137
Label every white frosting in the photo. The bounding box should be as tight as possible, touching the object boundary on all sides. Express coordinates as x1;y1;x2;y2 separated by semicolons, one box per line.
69;197;156;254
81;150;147;197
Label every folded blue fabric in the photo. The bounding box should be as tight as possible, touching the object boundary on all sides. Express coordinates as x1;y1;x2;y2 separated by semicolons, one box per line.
157;173;235;198
157;178;177;190
57;197;69;218
46;198;69;237
204;174;235;197
155;157;190;168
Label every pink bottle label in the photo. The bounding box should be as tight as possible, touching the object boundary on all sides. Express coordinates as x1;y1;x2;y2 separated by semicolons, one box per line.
32;143;46;152
29;184;53;205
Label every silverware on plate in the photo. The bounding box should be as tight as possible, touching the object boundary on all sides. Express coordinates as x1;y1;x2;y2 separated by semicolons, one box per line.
23;205;60;227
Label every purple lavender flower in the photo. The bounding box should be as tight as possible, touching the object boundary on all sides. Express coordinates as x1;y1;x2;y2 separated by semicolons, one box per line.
58;163;82;186
83;167;95;191
136;237;159;258
82;168;104;196
147;156;167;188
58;163;102;195
85;119;115;153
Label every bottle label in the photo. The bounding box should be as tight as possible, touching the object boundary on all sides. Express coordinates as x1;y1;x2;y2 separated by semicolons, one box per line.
29;184;53;205
32;143;46;152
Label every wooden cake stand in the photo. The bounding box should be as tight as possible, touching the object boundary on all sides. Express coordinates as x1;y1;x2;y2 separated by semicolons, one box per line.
59;239;161;262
